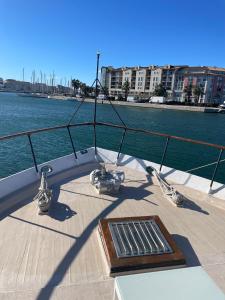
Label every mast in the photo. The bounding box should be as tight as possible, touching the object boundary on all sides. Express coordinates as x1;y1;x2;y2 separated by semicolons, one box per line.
40;71;43;93
94;51;100;154
32;70;36;92
50;73;52;94
52;71;55;94
44;73;46;94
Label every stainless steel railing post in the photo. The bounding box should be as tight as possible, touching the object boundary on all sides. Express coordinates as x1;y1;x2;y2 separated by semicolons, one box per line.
67;126;77;159
27;134;38;173
159;137;170;172
210;149;223;189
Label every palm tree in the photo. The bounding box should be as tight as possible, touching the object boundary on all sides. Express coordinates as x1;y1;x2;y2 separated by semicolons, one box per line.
81;83;91;97
79;83;95;97
71;79;80;96
193;86;204;104
183;84;193;103
122;80;130;101
79;83;86;95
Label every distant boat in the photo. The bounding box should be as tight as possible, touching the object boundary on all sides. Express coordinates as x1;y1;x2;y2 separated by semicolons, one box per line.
18;93;48;98
218;101;225;113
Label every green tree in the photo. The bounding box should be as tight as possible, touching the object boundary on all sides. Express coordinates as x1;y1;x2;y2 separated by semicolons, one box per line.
78;83;96;97
183;84;193;103
79;83;86;95
153;83;167;97
71;79;80;95
122;80;130;101
80;83;94;97
102;86;109;96
193;86;204;104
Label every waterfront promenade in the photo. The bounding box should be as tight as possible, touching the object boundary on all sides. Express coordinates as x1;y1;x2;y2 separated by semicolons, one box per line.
49;95;219;113
74;97;219;113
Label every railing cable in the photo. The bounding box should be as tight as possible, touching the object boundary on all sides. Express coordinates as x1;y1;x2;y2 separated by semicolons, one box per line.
186;158;225;173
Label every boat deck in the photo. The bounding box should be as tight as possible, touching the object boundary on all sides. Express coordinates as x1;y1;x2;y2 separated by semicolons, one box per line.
1;163;225;299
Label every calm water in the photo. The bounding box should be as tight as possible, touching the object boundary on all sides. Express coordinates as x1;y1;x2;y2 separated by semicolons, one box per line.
1;92;225;183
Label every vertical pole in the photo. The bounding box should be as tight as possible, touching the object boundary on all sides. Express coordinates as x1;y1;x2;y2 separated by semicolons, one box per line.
27;134;38;173
93;52;100;155
67;126;77;159
159;137;170;172
210;149;223;189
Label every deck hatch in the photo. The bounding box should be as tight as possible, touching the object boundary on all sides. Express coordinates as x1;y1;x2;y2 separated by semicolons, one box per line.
109;219;172;258
98;216;186;275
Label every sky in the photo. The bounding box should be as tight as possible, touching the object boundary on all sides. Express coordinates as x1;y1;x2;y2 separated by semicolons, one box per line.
0;0;225;85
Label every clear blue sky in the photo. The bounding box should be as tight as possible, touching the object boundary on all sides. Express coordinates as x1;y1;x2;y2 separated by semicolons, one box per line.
0;0;225;85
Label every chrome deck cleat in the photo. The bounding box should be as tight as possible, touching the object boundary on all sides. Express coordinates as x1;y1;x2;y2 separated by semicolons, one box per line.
33;165;53;214
146;166;184;207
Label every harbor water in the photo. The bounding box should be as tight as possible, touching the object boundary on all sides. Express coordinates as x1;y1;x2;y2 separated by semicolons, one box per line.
1;92;225;183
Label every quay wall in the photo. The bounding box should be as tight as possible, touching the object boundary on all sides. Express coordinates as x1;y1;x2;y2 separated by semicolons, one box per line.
74;98;219;113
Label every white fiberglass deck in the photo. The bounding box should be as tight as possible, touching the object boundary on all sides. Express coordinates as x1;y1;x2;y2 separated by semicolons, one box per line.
0;163;225;299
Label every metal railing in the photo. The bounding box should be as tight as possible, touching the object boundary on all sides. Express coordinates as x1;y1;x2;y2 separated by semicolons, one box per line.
0;122;92;174
0;120;224;189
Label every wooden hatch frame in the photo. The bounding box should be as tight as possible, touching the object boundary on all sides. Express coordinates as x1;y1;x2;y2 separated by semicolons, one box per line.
98;215;186;275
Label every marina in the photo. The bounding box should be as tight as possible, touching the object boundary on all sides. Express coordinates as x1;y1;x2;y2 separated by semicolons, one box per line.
1;0;225;297
1;92;225;183
1;56;225;299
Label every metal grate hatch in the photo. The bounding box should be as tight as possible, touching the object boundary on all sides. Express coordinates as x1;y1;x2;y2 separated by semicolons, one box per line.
109;219;173;258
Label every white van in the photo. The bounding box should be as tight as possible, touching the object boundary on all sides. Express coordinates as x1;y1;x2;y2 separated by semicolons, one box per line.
149;96;166;104
97;94;107;100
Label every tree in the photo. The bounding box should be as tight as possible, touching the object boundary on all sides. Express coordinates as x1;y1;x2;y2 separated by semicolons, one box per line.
71;79;80;95
81;83;94;97
79;83;86;96
102;87;109;96
193;86;204;104
153;83;167;97
183;84;193;103
122;80;130;101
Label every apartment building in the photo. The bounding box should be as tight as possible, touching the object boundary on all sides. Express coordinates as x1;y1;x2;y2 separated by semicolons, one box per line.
101;65;225;103
174;66;225;102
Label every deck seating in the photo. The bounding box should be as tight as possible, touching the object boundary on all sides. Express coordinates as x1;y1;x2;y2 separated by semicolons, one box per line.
114;266;225;300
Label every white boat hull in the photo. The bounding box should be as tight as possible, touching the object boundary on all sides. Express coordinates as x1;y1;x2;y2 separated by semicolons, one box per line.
1;147;225;203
